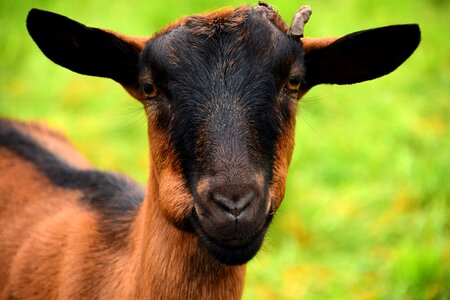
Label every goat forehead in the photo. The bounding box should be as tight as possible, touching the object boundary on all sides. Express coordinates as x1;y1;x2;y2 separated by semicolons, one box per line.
142;9;298;89
151;5;289;44
141;7;299;157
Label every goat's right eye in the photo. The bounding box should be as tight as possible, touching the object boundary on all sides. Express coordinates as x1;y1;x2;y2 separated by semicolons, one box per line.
143;84;159;99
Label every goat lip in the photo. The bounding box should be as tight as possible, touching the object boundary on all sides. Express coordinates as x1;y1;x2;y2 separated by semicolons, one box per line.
215;235;260;249
215;222;267;248
189;210;273;265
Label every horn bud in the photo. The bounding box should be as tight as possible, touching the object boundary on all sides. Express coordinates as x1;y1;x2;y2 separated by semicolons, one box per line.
288;5;312;38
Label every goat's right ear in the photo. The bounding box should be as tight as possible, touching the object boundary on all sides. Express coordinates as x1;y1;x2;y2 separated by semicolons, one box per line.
27;9;149;98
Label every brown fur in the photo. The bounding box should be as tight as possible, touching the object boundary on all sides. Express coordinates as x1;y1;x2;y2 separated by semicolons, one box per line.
0;11;337;299
2;3;420;299
302;37;339;53
0;117;246;299
6;119;91;169
145;108;193;227
269;97;298;209
0;124;87;298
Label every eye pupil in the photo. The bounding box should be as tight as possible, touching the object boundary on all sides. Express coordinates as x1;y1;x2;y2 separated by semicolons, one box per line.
143;84;158;99
289;77;301;85
143;85;154;95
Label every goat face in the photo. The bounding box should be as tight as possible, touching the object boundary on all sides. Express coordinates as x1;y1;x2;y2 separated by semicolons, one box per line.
26;3;420;266
142;7;300;265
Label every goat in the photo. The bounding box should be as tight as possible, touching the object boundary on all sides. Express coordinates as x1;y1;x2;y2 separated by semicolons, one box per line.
0;3;420;299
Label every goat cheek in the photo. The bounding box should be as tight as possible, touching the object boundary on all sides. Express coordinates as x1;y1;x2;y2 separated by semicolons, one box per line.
147;120;193;226
158;167;193;225
269;114;296;209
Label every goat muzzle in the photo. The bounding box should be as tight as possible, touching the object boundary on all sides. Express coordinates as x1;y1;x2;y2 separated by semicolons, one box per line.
190;179;273;265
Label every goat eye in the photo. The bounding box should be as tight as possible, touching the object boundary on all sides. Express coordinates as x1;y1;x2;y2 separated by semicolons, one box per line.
143;84;158;99
287;76;301;91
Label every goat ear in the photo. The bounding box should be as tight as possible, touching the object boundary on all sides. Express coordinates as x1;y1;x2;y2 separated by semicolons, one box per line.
302;24;421;86
26;9;148;95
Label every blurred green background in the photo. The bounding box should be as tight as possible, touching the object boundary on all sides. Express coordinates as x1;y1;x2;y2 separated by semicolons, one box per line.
0;0;448;299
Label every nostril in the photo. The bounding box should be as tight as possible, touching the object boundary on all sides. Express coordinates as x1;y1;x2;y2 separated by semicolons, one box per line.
211;190;255;217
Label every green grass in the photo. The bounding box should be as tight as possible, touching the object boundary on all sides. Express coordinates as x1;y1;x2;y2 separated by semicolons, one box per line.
1;0;448;299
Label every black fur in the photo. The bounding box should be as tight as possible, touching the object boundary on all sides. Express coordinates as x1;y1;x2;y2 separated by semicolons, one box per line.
303;24;421;86
140;7;302;264
141;7;301;189
26;9;141;86
0;119;144;218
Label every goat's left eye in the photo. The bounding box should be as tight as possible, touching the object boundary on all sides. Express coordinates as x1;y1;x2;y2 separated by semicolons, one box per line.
287;76;302;91
143;84;159;99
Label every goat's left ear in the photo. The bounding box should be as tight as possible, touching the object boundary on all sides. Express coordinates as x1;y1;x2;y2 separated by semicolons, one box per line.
302;24;421;87
26;9;149;98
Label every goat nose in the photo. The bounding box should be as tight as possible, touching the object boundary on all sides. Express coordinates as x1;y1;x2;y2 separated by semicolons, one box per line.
211;189;255;217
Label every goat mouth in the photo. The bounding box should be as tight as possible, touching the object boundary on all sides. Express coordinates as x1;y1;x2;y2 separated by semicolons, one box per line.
189;210;273;265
